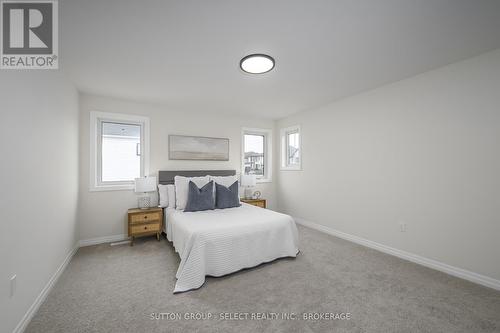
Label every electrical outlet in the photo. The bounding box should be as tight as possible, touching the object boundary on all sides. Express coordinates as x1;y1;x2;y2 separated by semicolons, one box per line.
10;275;16;298
399;222;407;232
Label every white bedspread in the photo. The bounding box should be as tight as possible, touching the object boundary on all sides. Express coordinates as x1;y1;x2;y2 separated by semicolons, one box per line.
164;203;299;293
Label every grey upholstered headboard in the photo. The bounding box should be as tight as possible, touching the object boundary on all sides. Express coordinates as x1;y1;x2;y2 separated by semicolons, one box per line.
158;170;236;185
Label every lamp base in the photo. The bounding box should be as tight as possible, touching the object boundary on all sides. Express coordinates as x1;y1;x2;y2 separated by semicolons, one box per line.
244;187;253;200
138;196;151;209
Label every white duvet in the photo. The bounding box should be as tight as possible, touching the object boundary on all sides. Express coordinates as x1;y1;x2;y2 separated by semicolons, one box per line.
164;203;299;293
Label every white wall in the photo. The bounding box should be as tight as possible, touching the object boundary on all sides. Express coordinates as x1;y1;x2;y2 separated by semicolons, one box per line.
0;71;79;332
78;94;276;241
277;49;500;281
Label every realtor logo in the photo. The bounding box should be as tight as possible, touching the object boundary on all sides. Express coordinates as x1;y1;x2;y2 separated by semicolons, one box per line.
1;0;58;69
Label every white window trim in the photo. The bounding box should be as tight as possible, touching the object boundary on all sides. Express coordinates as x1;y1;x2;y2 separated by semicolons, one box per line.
241;127;273;183
280;125;302;171
89;111;150;191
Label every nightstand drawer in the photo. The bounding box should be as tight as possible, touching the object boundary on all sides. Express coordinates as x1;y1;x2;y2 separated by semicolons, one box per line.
130;223;160;234
130;212;161;224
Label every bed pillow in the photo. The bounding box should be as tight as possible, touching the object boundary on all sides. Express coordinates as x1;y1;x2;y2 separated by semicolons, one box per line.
184;181;215;212
210;175;238;188
158;184;169;207
174;175;210;210
215;181;241;209
167;184;176;208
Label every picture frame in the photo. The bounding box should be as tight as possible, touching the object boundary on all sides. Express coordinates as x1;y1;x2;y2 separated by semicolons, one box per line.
169;135;230;161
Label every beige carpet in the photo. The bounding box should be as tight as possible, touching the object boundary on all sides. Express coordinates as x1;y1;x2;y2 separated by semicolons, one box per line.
26;225;500;333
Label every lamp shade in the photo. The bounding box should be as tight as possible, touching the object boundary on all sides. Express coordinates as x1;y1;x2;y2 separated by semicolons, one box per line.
240;174;256;187
134;176;157;193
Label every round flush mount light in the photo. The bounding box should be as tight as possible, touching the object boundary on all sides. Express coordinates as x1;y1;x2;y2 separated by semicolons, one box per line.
240;54;275;74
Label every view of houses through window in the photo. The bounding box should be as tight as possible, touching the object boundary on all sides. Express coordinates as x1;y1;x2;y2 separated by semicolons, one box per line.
281;125;301;170
287;130;300;166
243;133;265;177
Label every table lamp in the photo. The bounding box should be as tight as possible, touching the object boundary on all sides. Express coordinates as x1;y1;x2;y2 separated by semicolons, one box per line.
240;174;256;199
134;176;157;209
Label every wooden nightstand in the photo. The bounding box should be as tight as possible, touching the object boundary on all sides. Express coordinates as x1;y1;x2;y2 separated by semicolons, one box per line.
127;207;163;246
240;198;266;208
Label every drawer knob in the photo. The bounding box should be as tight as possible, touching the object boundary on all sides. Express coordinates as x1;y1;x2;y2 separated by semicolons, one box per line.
144;226;147;230
144;216;148;219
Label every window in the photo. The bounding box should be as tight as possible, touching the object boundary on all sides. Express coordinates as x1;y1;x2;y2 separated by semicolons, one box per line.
281;125;301;170
101;122;141;182
242;128;272;182
90;111;150;191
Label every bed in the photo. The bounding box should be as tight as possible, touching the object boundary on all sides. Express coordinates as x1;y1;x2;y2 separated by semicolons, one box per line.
159;170;299;293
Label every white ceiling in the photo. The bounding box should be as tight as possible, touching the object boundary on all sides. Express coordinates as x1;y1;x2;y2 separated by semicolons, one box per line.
61;0;500;119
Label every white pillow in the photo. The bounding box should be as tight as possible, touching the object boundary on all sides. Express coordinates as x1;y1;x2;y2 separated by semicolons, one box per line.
174;175;210;210
167;184;176;208
158;184;169;208
210;175;238;188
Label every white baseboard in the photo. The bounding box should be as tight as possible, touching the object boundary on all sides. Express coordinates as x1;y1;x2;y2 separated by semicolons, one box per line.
14;234;128;332
14;221;500;333
13;243;79;333
294;217;500;291
13;234;129;332
79;234;128;247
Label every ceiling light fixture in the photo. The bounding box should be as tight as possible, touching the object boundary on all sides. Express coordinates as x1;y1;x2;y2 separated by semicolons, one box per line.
240;54;275;74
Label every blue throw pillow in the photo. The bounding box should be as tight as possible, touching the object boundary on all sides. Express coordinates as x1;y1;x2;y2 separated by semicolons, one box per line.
215;181;241;209
184;181;215;212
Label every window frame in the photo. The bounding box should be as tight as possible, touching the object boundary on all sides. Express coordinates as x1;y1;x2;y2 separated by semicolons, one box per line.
280;125;302;171
241;127;273;183
89;111;150;191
